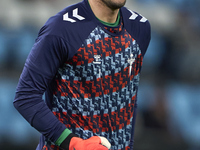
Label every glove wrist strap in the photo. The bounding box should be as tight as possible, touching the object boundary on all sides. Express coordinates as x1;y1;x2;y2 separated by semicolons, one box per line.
60;133;79;150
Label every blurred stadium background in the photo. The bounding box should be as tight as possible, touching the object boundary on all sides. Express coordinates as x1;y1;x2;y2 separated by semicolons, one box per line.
0;0;200;149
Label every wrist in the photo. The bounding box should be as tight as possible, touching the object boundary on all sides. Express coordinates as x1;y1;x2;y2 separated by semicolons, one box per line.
60;133;79;150
55;128;72;147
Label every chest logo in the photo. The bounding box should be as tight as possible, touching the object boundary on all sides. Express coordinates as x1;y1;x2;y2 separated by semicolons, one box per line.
127;54;135;76
63;8;85;23
93;55;101;65
93;55;102;78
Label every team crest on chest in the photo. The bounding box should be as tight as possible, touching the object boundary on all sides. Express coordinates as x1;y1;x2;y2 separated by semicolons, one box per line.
127;54;135;76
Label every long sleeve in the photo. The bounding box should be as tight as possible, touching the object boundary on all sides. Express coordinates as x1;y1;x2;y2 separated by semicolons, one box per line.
13;35;68;143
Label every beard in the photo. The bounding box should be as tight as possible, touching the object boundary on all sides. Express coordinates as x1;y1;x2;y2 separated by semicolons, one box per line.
101;0;126;10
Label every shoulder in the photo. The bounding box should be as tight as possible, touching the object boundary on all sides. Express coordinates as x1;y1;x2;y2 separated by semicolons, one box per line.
35;0;97;59
121;7;151;36
38;1;88;37
37;1;96;45
121;7;151;55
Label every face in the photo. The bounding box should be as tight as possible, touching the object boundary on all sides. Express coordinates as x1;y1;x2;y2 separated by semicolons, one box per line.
101;0;126;10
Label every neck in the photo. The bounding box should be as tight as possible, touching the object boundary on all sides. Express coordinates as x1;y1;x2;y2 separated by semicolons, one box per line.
88;0;119;23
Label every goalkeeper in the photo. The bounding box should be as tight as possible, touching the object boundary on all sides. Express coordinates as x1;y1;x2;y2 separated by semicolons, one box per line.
13;0;151;149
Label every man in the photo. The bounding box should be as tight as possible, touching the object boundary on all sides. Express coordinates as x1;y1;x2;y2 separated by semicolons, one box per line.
13;0;151;149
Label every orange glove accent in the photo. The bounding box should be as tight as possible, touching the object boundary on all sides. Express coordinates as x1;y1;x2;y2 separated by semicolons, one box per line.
69;136;111;150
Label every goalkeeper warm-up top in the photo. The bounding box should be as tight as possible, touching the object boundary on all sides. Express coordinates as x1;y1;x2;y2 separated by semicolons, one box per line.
13;0;151;149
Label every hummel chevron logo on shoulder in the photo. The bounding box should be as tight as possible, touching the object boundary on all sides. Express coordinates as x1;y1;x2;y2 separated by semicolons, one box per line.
63;8;85;23
128;9;147;22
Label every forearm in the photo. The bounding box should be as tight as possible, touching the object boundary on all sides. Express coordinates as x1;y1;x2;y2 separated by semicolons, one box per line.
13;62;68;143
14;80;66;143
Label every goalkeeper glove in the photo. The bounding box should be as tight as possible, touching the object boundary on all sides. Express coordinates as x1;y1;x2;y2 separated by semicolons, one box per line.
69;136;111;150
59;133;111;150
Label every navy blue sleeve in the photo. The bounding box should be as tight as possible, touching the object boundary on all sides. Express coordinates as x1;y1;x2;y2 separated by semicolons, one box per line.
13;35;68;143
140;20;151;57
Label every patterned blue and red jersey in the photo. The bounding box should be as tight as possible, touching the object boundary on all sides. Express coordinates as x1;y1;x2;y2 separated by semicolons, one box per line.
14;0;151;150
